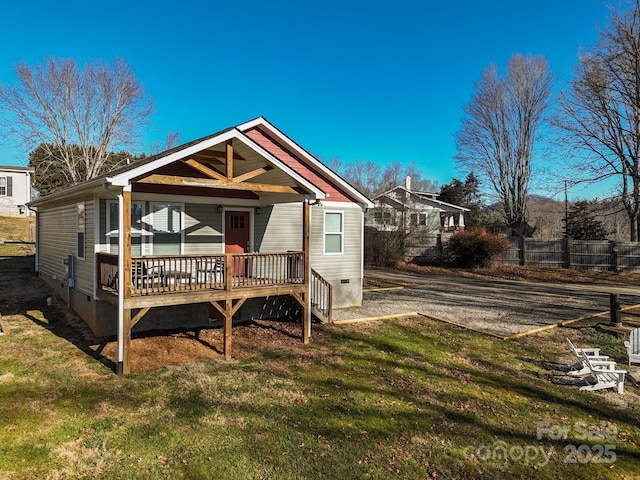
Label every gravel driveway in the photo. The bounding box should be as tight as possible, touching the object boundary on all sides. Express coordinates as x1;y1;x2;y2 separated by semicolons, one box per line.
332;269;640;337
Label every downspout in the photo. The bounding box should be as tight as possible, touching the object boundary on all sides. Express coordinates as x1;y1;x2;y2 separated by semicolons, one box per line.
117;189;126;374
307;197;312;341
303;196;311;342
102;183;125;374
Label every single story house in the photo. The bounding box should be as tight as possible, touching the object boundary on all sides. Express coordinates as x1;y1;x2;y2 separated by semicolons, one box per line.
29;117;373;373
0;165;34;217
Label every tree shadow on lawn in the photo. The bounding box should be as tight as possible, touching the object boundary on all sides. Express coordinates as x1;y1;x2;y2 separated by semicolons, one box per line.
314;323;640;439
176;322;639;477
0;255;118;370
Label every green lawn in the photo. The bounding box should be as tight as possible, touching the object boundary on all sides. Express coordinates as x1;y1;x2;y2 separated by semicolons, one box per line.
0;216;35;257
0;267;638;479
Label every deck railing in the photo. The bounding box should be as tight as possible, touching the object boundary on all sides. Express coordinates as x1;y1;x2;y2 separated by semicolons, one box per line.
96;251;305;296
310;268;332;322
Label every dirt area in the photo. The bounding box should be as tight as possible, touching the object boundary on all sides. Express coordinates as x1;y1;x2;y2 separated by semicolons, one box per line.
94;319;331;373
0;256;326;373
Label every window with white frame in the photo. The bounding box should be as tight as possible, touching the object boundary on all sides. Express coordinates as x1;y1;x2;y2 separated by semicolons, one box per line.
106;201;144;255
151;203;183;255
77;203;86;260
374;209;392;224
324;211;343;254
0;177;8;196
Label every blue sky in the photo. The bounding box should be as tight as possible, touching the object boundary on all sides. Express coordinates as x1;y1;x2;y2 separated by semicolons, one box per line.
0;0;620;199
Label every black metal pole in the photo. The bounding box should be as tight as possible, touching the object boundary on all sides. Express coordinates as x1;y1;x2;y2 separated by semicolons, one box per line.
610;293;621;326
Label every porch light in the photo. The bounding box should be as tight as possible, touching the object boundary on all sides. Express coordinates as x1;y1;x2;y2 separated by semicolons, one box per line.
255;207;262;214
217;205;223;213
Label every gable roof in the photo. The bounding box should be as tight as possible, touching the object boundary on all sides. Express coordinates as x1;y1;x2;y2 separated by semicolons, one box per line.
30;117;373;208
374;185;469;212
238;118;373;208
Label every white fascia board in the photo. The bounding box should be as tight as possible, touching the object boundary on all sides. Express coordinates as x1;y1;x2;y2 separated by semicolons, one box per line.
376;185;470;213
0;165;35;173
377;196;405;209
423;198;470;212
374;185;405;200
237;118;373;208
29;180;105;207
107;129;239;186
234;129;325;200
319;200;364;210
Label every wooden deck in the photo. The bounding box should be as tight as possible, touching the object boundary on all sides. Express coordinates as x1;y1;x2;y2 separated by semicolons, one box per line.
96;252;331;321
97;251;306;307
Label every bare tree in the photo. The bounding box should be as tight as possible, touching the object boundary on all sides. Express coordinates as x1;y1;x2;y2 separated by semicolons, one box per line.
326;156;343;174
377;161;437;195
456;54;554;235
0;57;154;191
150;130;182;154
343;160;382;198
554;2;640;240
165;130;181;150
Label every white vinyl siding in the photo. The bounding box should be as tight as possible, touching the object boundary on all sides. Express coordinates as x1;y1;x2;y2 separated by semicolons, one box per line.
38;200;95;296
0;169;32;217
256;204;301;252
183;204;224;255
311;204;363;308
259;202;363;308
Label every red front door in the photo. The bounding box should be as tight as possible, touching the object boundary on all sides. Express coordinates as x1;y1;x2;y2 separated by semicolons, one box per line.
225;211;250;275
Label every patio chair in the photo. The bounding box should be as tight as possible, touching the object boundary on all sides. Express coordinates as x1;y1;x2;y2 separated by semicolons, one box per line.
197;258;223;285
132;261;164;288
566;338;611;376
579;352;627;394
624;327;640;366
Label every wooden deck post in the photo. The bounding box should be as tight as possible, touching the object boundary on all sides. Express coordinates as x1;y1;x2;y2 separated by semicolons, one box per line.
224;300;232;360
302;198;311;344
224;253;233;359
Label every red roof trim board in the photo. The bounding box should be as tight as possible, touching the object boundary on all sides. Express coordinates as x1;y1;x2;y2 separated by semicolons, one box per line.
238;117;372;208
243;126;353;204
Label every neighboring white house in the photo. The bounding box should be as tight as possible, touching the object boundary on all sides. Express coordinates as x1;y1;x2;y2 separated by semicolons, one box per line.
365;176;469;257
367;177;469;233
0;165;34;217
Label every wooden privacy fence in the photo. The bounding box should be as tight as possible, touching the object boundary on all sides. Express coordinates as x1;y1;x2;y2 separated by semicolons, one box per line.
500;238;640;271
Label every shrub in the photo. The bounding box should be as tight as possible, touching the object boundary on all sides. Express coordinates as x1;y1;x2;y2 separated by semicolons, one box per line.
448;229;511;268
364;228;406;267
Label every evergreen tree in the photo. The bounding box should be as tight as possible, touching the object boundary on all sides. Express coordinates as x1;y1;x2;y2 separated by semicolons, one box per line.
439;172;484;228
565;201;609;240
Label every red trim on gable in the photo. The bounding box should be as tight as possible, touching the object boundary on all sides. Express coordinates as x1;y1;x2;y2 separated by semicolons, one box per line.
243;127;356;204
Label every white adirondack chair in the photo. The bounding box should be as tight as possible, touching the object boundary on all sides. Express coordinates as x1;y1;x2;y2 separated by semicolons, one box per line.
624;328;640;366
579;352;627;394
566;338;611;376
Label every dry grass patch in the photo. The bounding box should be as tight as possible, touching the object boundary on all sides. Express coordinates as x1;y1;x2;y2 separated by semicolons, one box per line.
397;260;640;286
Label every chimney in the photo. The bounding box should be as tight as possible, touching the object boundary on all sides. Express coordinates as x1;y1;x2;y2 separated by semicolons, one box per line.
405;175;411;192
